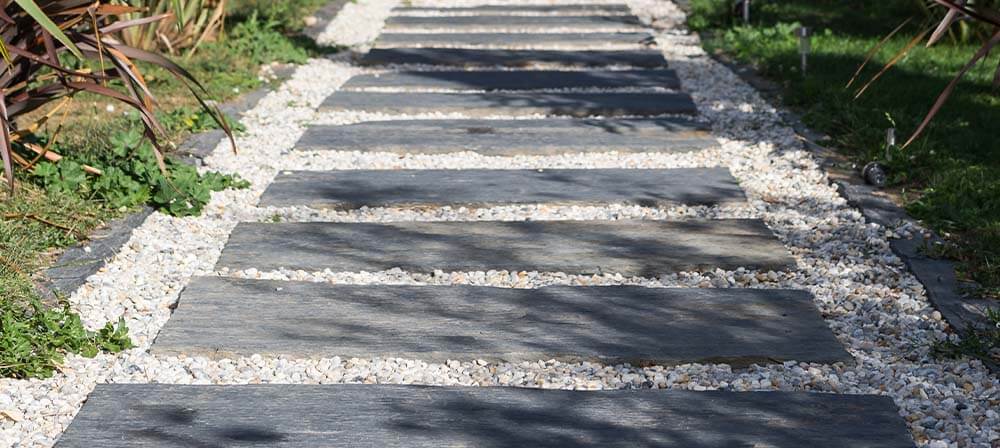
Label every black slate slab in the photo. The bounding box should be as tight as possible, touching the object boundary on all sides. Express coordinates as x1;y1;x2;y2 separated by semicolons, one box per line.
384;15;643;31
360;48;667;67
216;220;795;276
393;4;633;14
294;118;716;155
259;168;745;209
374;32;655;48
154;277;852;365
319;91;698;116
342;69;680;90
57;384;915;448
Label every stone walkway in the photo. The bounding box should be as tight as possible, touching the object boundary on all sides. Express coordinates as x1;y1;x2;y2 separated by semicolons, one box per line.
15;1;996;447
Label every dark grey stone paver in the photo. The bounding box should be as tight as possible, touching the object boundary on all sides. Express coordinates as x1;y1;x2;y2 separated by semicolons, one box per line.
295;118;716;155
343;69;679;91
57;384;915;448
360;48;667;67
258;168;745;209
374;32;655;48
319;91;697;116
384;15;643;31
153;277;852;365
216;220;795;276
393;4;633;14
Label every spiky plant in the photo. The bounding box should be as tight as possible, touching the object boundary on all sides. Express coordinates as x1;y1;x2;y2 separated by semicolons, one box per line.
0;0;234;190
117;0;227;56
850;0;1000;146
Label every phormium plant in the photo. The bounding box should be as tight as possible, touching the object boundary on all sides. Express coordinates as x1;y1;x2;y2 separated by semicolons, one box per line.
117;0;227;56
0;0;235;190
850;0;1000;146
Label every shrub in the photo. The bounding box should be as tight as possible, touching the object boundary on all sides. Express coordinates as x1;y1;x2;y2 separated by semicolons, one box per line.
0;0;234;190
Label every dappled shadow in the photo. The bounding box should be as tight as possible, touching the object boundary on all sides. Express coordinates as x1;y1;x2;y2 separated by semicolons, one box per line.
321;90;698;117
294;117;718;155
374;32;657;49
385;14;643;29
360;48;667;68
258;168;746;209
58;384;914;447
383;386;914;447
344;69;677;91
155;278;851;366
214;220;795;278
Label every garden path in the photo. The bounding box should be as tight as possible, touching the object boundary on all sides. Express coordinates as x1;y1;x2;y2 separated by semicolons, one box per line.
53;2;918;446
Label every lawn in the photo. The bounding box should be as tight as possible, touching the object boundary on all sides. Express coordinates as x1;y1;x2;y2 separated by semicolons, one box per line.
0;0;329;378
689;0;1000;300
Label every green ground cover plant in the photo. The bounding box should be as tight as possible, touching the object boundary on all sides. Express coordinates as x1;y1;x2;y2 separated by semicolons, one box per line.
1;0;329;378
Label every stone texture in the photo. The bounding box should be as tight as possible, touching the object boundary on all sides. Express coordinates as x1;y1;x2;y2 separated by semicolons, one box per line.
294;118;716;155
374;32;655;48
216;220;796;276
360;48;667;67
342;69;679;90
392;4;633;14
319;91;698;116
153;277;853;366
384;15;643;31
258;168;745;209
57;384;915;448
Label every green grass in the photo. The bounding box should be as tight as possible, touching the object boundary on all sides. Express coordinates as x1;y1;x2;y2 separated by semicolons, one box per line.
0;0;330;378
689;0;1000;300
1;185;133;378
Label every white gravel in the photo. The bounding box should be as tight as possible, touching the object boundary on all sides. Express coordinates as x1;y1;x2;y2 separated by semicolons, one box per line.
2;1;998;447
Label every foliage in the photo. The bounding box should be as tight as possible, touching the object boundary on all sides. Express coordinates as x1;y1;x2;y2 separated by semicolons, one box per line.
219;11;313;67
933;307;1000;369
118;0;227;56
0;298;132;379
228;0;330;32
0;0;234;190
29;127;248;216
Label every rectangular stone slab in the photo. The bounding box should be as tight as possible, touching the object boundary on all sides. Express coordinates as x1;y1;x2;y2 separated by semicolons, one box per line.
360;48;667;67
153;277;852;366
384;15;643;32
258;168;745;209
374;32;655;48
393;4;633;15
215;220;795;276
343;69;680;91
295;118;716;155
57;384;915;448
319;91;698;116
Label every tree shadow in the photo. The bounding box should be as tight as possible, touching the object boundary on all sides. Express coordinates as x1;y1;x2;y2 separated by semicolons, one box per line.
293;117;718;155
215;220;796;278
57;384;915;447
258;167;747;209
153;277;852;366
